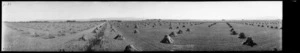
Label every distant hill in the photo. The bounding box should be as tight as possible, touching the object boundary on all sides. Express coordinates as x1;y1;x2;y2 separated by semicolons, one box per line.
3;17;282;22
88;17;146;21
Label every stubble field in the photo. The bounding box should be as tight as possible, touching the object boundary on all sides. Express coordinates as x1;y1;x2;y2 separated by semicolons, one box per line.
2;20;282;51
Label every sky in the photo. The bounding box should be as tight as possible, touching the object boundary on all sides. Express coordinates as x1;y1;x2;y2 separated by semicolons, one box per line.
2;1;282;21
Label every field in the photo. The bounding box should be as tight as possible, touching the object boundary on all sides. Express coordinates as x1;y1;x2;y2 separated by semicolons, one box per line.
2;20;282;51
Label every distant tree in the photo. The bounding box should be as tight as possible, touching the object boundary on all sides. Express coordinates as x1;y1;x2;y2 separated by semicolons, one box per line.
117;20;122;22
66;20;76;22
222;19;225;21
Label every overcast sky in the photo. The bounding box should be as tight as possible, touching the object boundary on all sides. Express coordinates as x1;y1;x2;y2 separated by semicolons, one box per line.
2;1;282;21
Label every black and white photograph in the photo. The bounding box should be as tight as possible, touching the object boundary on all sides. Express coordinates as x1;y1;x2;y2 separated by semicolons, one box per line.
2;1;282;52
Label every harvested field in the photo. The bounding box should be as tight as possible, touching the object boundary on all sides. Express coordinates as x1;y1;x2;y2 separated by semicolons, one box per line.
2;1;282;52
2;20;282;51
